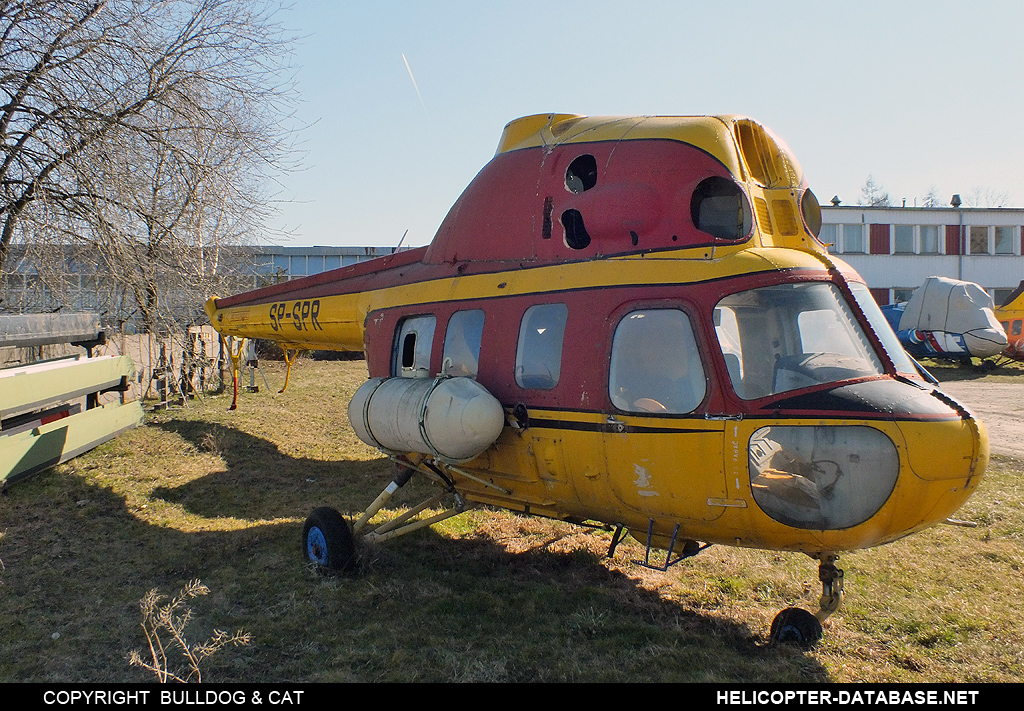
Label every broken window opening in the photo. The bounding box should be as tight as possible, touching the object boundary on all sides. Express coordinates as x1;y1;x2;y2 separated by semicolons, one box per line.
561;209;591;250
691;176;752;240
565;154;598;193
401;333;416;368
393;315;436;377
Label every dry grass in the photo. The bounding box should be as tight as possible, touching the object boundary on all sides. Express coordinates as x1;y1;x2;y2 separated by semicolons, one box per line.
1;360;1022;682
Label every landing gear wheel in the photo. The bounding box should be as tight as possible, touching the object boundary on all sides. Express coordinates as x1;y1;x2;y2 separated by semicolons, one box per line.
302;506;356;574
770;607;823;647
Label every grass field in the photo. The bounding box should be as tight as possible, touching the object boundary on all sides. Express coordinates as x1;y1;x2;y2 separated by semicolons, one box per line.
1;359;1023;682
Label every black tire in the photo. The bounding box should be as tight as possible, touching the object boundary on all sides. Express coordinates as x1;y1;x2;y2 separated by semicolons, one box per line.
302;506;356;574
769;607;823;647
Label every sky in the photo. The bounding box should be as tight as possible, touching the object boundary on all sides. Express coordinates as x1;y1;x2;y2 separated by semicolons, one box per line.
267;0;1024;248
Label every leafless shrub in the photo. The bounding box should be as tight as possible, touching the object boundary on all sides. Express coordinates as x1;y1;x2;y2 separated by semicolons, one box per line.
128;579;250;683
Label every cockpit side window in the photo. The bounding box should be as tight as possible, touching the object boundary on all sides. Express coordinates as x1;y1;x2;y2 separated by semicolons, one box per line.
715;283;885;400
515;303;568;389
847;282;919;376
392;315;436;377
442;309;485;377
609;309;706;414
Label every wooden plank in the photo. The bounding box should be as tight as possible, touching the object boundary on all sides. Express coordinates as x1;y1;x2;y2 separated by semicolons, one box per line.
0;355;135;419
1;399;144;489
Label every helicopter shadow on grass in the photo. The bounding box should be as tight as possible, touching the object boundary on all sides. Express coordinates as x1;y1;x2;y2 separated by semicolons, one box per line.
149;418;396;521
142;418;831;681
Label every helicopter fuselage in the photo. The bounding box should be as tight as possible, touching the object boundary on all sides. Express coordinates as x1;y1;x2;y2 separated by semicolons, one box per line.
207;114;986;559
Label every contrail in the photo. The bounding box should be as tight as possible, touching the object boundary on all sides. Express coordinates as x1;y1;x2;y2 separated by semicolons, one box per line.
402;53;426;109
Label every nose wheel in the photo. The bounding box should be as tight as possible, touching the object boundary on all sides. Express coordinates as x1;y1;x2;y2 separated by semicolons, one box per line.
770;553;843;646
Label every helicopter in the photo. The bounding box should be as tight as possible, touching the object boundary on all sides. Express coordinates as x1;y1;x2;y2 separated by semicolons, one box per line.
995;280;1024;361
880;276;1008;366
205;113;988;645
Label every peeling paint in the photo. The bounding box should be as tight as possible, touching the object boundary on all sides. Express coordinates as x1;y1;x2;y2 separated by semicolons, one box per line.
633;462;651;487
633;463;659;496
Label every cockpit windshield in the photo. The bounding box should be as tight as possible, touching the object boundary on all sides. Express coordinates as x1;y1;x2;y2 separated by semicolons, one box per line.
715;282;890;400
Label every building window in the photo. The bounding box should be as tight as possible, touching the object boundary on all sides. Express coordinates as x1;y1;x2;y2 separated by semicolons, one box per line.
893;288;915;304
994;290;1015;308
969;226;990;255
442;310;485;378
515;303;568;389
306;255;325;274
609;309;706;413
842;224;865;253
920;225;940;254
819;224;838;253
893;225;915;254
995;226;1015;255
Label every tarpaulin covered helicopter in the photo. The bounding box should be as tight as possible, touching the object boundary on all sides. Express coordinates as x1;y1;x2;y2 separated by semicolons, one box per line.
880;276;1008;365
206;114;987;644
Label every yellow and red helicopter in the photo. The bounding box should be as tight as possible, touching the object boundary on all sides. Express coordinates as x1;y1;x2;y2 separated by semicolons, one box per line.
206;114;987;644
996;281;1024;360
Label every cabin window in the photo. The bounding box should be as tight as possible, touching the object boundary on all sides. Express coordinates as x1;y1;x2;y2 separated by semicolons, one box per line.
515;303;568;389
714;283;888;400
442;309;485;377
848;282;919;376
609;309;706;414
800;188;822;237
749;425;899;530
393;315;436;377
565;154;597;193
690;177;752;240
1013;320;1022;337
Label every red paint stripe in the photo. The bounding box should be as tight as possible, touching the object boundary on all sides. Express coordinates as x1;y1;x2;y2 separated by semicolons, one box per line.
214;246;429;308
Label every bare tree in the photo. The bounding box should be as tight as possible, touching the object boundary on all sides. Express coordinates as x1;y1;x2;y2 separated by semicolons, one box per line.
0;0;296;327
859;175;892;207
963;187;1014;208
921;185;942;208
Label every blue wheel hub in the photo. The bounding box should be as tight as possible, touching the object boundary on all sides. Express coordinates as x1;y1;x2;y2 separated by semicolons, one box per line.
306;526;328;565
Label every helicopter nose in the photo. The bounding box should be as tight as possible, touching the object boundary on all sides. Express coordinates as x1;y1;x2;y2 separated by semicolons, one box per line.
898;389;988;486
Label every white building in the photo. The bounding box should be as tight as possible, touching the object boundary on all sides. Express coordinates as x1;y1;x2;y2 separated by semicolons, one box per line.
821;204;1024;306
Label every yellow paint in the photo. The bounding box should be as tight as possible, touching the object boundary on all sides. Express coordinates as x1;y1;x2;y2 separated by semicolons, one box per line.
444;410;984;554
205;246;826;352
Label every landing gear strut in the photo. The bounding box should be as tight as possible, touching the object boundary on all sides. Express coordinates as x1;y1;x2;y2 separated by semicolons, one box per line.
301;456;475;574
770;553;844;646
